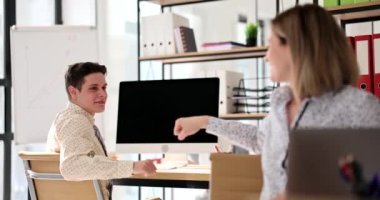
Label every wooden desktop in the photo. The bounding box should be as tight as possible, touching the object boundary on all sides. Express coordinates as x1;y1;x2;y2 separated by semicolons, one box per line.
112;164;210;189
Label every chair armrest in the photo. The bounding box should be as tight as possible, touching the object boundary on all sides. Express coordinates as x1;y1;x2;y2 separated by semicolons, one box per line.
27;170;64;180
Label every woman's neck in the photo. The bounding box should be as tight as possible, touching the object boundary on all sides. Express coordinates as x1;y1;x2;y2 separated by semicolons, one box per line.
286;85;304;127
289;84;302;105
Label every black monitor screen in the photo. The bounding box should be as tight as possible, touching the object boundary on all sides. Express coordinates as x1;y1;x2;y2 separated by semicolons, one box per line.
116;78;219;144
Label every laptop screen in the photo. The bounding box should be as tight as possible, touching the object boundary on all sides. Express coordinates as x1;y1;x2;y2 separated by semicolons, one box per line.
287;129;380;198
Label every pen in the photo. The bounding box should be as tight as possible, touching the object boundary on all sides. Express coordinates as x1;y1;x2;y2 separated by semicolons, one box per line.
214;145;221;153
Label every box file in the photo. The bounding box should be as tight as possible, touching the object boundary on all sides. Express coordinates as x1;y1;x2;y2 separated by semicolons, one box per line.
142;13;189;56
341;0;354;5
142;16;159;56
196;70;244;115
174;26;197;53
323;0;339;7
215;70;244;115
373;34;380;98
355;35;374;93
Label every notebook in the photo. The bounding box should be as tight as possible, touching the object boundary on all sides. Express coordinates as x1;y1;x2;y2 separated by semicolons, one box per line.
287;129;380;199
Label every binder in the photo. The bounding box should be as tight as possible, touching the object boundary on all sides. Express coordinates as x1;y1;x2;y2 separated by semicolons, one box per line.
174;26;197;53
354;0;369;3
142;13;188;56
215;70;243;115
142;16;159;56
323;0;339;7
155;14;166;55
373;34;380;98
355;35;373;93
161;13;189;55
341;0;354;5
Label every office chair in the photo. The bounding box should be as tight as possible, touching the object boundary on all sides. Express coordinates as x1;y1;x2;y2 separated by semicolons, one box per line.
19;151;104;200
210;153;263;200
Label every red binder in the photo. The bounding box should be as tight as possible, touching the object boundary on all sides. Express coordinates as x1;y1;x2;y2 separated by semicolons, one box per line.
373;34;380;99
355;35;373;93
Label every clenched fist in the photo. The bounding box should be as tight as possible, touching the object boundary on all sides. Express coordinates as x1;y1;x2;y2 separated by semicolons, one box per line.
173;116;210;140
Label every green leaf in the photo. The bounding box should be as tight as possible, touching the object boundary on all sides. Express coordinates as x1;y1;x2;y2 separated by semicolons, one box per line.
245;22;258;39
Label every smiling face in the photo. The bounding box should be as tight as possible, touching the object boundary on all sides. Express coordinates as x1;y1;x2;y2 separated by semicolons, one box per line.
68;72;107;115
265;27;294;83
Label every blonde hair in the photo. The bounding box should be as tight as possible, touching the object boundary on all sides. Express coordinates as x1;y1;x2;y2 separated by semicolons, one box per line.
271;4;359;98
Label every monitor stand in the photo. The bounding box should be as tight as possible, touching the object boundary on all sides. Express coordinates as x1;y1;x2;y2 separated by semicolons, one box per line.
163;153;190;164
164;153;201;164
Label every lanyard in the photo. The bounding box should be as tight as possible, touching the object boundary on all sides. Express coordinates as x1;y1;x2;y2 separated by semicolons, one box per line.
282;101;310;170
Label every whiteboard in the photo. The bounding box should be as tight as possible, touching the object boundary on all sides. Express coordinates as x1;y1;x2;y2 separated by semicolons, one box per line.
11;26;99;144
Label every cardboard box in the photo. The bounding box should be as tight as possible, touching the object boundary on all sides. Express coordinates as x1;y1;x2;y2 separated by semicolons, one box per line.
210;153;263;200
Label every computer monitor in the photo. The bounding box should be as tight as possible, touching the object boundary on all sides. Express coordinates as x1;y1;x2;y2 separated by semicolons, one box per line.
116;78;219;153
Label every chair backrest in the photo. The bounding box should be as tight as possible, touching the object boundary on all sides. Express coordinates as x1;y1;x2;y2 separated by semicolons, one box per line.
19;151;103;200
210;153;263;200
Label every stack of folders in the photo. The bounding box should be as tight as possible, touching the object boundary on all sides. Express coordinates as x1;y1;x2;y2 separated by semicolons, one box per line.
347;34;380;99
174;26;197;53
201;41;245;51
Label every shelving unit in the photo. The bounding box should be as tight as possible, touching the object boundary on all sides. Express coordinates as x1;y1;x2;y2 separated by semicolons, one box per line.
142;0;215;7
220;113;267;120
326;1;380;29
137;0;275;120
139;46;268;64
326;1;380;97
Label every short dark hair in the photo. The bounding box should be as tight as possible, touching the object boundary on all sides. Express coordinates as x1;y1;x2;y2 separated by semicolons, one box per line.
65;62;107;98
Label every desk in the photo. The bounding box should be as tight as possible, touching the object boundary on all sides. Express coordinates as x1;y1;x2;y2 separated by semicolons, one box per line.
112;164;210;189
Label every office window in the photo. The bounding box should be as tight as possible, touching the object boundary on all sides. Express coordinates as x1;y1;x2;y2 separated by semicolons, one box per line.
0;87;3;134
103;0;138;149
12;143;46;200
0;0;4;198
62;0;96;25
16;0;54;25
12;2;55;200
0;0;3;78
0;141;3;198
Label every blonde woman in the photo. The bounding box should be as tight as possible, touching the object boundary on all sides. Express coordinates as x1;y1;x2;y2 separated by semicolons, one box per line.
173;4;380;200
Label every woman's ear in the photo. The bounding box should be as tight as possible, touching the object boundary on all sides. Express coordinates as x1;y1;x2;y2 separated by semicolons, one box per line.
68;85;78;100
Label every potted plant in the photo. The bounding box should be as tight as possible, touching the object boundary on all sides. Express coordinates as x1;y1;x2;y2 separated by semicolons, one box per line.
245;22;258;47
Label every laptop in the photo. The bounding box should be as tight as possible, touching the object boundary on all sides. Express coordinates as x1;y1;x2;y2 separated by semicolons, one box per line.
287;129;380;199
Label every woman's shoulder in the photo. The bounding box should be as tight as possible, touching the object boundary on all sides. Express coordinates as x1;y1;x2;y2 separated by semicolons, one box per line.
329;86;380;118
337;86;380;126
338;86;380;105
